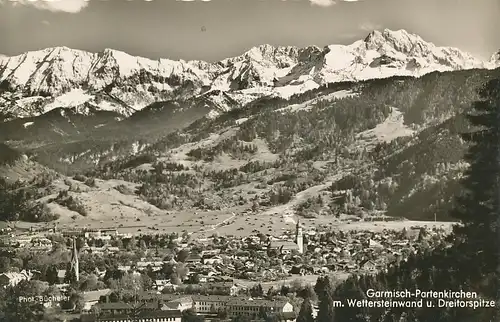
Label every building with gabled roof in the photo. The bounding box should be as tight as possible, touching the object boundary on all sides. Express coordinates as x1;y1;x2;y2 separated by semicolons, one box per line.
226;298;293;318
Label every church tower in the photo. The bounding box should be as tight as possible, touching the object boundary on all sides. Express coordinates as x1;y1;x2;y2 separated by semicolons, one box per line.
295;219;304;254
70;237;79;282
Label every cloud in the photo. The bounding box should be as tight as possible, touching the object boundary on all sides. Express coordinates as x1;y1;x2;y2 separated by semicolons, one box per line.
11;0;89;13
309;0;336;6
309;0;362;6
359;22;382;32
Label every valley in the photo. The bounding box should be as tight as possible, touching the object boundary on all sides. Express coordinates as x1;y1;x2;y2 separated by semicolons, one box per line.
1;24;499;322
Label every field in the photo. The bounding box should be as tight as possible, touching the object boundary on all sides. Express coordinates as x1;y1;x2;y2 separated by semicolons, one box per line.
233;273;350;292
13;202;456;238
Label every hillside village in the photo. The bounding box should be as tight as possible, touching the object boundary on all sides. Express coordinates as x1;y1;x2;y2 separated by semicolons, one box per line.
0;219;451;321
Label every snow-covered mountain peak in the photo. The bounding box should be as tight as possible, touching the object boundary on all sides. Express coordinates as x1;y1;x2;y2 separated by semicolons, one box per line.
363;28;433;56
490;50;500;66
0;29;495;120
224;44;299;68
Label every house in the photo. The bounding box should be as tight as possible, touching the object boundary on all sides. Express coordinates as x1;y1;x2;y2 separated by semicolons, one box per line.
203;255;223;265
226;298;294;318
0;270;33;288
185;254;202;264
57;269;67;284
154;279;176;291
360;259;377;272
137;261;164;271
30;237;53;251
160;296;193;312
201;249;220;257
269;241;299;255
13;236;33;247
117;266;132;273
230;284;239;296
82;289;112;312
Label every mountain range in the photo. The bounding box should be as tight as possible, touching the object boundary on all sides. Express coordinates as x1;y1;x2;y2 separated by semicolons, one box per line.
1;29;500;235
1;28;499;120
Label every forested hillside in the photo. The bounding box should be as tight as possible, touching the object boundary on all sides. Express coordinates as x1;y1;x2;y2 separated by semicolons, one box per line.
1;68;499;224
310;77;500;322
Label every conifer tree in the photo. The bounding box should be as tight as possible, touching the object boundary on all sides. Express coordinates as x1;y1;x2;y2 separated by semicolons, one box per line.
64;263;77;285
296;297;314;322
314;276;335;322
451;78;500;263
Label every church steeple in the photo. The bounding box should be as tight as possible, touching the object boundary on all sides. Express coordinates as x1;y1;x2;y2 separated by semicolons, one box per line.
295;219;303;254
70;237;79;282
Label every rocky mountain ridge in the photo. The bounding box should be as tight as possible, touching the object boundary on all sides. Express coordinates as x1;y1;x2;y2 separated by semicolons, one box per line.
1;29;497;120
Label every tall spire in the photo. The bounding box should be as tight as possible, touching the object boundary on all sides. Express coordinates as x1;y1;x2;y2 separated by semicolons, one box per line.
70;237;79;282
295;218;303;254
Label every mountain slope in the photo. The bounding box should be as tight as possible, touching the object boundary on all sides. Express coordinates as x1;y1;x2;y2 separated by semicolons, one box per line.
2;68;499;239
0;29;494;120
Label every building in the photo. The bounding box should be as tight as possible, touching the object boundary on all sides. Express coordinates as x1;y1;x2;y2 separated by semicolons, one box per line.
269;240;299;255
70;237;79;282
269;220;304;255
136;261;164;271
185;254;202;265
360;259;377;272
62;230;89;238
203;255;223;265
82;289;112;312
160;296;193;312
192;295;233;314
29;237;53;251
154;279;175;291
226;298;294;319
0;270;33;288
95;302;161;315
81;310;182;322
295;220;304;254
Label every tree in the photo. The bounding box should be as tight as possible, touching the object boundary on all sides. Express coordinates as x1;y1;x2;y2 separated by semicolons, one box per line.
314;276;335;322
182;308;205;322
250;283;264;297
189;273;201;284
79;274;98;291
45;265;59;285
296;297;314;322
0;285;46;322
175;263;189;281
451;78;500;265
64;264;77;285
170;272;181;285
177;249;190;262
0;256;11;273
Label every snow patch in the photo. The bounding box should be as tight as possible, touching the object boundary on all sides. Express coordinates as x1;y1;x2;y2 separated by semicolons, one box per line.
276;90;358;113
23;122;34;128
44;89;93;113
355;107;415;145
273;79;320;99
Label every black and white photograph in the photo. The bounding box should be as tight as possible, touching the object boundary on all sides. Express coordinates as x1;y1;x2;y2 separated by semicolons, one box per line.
0;0;499;321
